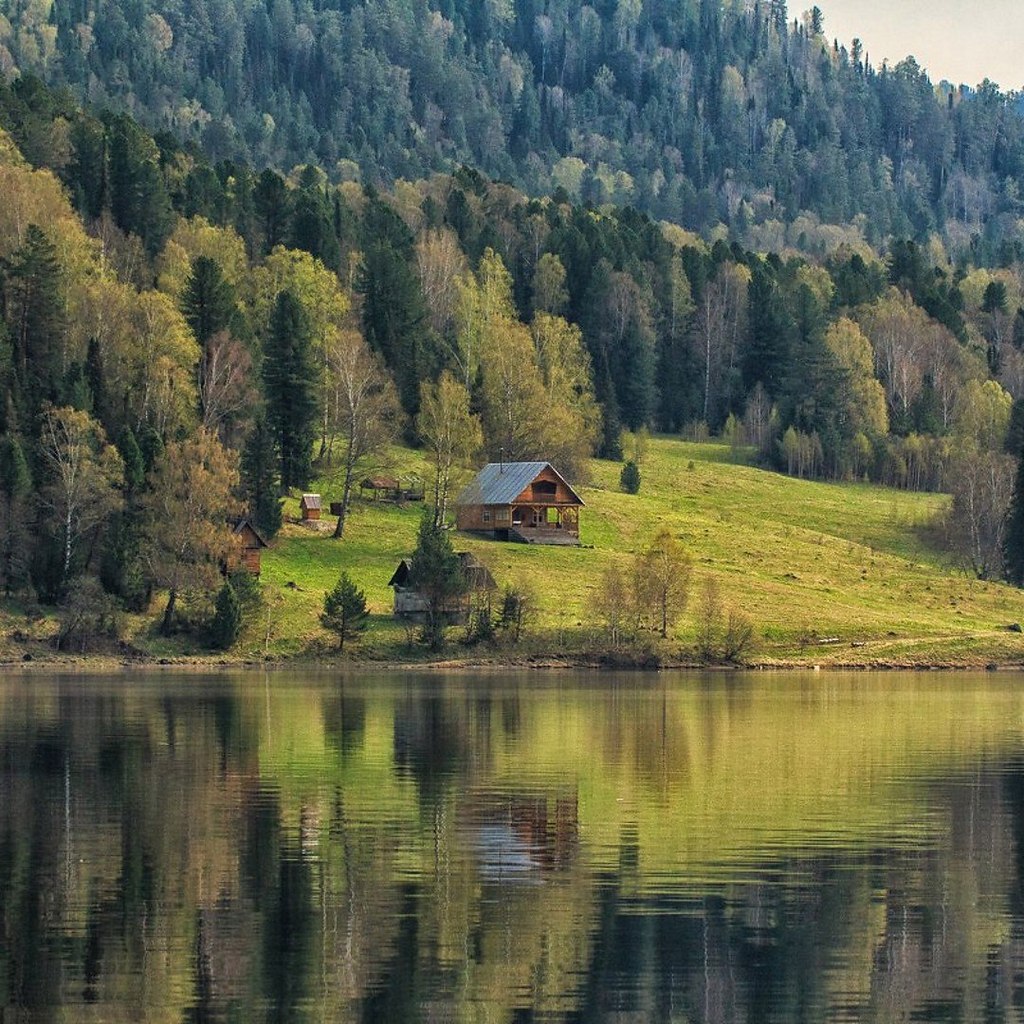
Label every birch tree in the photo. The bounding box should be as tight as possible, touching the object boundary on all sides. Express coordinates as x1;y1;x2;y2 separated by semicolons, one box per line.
38;405;123;587
327;330;400;539
417;372;482;527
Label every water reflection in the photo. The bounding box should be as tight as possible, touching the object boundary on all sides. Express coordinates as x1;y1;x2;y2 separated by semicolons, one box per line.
0;671;1023;1021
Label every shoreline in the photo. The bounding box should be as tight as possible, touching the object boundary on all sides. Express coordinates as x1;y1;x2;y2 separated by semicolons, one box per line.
2;646;1024;674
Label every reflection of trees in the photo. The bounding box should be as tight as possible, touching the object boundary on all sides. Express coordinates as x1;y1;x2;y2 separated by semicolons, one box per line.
4;676;1024;1021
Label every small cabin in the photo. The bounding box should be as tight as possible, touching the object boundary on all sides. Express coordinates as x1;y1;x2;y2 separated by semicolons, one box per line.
300;493;322;521
231;518;269;574
387;552;496;623
455;462;584;545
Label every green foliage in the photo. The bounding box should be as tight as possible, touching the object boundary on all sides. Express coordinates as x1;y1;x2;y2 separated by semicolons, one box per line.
408;512;466;650
320;571;368;651
241;412;283;539
263;290;318;491
182;256;236;347
620;460;641;494
210;580;243;650
0;432;32;595
1004;444;1024;587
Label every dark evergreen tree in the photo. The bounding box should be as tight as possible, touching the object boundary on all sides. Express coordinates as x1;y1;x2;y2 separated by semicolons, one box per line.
254;169;291;253
181;256;236;347
358;240;433;417
263;290;318;492
289;167;341;270
1004;441;1024;587
620;460;641;494
320;571;368;651
210;580;243;650
4;224;65;426
105;113;173;256
408;511;466;650
743;259;793;401
241;411;283;539
0;432;33;594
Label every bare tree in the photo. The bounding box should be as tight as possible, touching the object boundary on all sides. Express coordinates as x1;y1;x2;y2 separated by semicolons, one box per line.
415;228;466;337
327;330;401;539
946;447;1014;578
198;329;255;440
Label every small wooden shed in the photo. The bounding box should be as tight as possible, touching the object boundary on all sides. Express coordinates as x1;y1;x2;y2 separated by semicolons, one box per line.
231;518;269;574
387;552;496;623
300;493;322;521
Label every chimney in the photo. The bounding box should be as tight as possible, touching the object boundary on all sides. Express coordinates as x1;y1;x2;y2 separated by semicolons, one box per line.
499;447;505;473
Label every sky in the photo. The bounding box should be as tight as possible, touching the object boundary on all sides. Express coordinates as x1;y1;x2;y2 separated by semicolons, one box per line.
817;0;1024;91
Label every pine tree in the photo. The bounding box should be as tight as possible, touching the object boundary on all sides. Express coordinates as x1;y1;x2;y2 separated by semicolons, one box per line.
320;571;368;651
210;580;243;650
241;411;283;539
408;511;466;650
0;432;33;594
358;239;434;417
1004;442;1024;586
262;290;318;492
5;224;65;425
182;256;236;347
117;426;146;495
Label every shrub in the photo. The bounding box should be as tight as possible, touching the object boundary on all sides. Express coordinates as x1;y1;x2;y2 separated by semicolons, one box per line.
620;460;641;494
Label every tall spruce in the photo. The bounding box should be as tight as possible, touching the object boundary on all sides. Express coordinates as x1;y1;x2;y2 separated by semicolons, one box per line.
1004;442;1024;586
182;256;236;347
241;411;283;539
262;290;318;492
0;432;32;594
5;224;65;427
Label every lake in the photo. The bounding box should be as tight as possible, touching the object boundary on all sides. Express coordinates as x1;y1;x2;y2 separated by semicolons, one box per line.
2;670;1024;1022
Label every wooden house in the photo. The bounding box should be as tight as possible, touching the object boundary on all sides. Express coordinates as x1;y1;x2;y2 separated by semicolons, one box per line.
387;552;496;623
455;462;584;545
300;494;322;521
229;518;269;574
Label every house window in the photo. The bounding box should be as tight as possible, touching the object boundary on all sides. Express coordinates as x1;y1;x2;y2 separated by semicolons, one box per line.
482;510;491;523
496;509;510;522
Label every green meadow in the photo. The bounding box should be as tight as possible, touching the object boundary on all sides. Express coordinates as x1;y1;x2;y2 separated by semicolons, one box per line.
237;436;1024;667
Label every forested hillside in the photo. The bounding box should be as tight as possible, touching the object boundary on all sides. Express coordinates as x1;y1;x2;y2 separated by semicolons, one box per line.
0;65;1023;648
2;0;1024;260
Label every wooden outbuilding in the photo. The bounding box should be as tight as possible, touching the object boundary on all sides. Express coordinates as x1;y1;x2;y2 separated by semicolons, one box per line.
455;462;584;545
387;552;496;623
357;476;426;503
300;494;322;521
230;518;269;575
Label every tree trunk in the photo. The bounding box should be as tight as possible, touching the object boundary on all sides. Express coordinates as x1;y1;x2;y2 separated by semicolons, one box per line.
333;476;353;539
161;588;177;635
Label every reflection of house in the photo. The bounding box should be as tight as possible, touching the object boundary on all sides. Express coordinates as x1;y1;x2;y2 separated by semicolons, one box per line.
455;462;584;545
231;518;269;574
387;552;496;623
461;792;580;879
300;494;321;521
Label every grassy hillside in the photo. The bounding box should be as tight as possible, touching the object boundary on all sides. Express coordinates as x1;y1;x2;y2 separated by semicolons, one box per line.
222;436;1024;667
10;436;1024;667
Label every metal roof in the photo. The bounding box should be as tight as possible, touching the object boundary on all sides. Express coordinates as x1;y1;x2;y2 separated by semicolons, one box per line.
455;462;584;507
